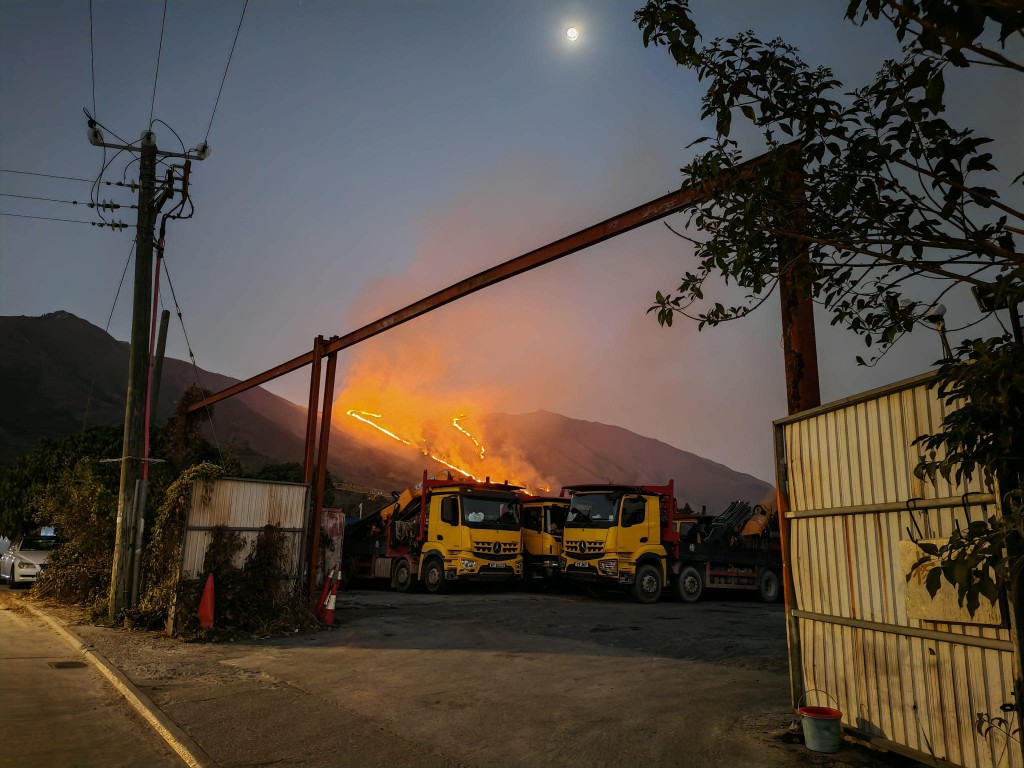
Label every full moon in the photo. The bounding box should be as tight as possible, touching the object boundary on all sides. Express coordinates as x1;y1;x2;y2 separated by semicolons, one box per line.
566;27;579;42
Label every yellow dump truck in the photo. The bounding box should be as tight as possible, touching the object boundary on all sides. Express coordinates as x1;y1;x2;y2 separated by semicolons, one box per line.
559;482;679;603
343;471;523;593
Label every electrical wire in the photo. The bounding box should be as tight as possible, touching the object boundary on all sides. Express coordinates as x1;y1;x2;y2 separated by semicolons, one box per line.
88;0;97;118
82;242;135;434
205;0;250;143
149;0;168;127
0;211;130;227
0;192;134;209
161;257;223;460
150;118;186;154
0;168;130;185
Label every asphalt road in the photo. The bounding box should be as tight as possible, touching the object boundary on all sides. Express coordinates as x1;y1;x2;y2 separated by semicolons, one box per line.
0;587;181;767
47;584;916;768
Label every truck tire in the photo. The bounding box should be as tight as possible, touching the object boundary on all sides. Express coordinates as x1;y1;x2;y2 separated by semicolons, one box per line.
676;565;703;603
758;568;781;603
422;558;448;595
632;563;662;604
393;559;413;593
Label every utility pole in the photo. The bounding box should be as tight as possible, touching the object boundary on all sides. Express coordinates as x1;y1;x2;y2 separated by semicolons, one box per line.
109;132;157;621
87;118;207;621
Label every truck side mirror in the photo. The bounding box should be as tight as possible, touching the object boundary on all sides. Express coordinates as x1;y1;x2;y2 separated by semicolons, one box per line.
440;496;459;525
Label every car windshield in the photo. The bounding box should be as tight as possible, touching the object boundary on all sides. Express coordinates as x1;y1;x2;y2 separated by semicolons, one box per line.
462;496;519;530
21;536;57;551
565;493;619;528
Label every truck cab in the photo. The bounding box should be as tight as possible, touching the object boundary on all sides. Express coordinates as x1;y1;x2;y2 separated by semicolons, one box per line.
559;483;678;604
343;472;524;594
519;494;569;581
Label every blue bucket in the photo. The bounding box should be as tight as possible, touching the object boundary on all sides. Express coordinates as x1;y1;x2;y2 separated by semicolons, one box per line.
798;690;842;753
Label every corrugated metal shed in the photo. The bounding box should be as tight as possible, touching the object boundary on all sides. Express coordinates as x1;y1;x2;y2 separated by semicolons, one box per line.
775;372;1016;768
180;477;309;582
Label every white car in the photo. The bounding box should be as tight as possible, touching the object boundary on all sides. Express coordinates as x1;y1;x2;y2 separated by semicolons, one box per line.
1;535;57;587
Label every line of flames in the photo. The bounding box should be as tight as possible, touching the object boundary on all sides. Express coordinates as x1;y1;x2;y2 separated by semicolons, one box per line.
345;409;479;480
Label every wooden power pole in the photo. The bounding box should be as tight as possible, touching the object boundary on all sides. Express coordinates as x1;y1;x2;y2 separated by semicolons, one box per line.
87;117;206;621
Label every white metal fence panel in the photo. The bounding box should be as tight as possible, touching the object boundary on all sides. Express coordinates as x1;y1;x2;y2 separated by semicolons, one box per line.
776;373;1015;768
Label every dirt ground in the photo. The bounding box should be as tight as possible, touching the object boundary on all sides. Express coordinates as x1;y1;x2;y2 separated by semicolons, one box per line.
23;584;922;768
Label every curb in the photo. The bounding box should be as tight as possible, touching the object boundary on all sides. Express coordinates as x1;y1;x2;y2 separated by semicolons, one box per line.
22;600;216;768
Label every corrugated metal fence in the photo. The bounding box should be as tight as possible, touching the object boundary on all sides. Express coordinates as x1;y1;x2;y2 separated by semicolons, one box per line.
775;372;1018;768
180;477;309;584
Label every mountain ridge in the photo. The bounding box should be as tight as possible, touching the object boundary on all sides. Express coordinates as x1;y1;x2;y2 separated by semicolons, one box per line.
0;312;772;509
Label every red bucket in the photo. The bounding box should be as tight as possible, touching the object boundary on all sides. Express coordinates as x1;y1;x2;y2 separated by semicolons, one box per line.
798;691;843;753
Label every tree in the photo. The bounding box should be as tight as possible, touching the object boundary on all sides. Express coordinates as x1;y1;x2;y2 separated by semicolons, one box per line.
633;0;1022;615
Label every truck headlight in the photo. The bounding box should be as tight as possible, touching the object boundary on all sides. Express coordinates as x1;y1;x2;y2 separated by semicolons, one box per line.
18;561;36;570
598;559;619;576
558;556;567;568
460;559;476;570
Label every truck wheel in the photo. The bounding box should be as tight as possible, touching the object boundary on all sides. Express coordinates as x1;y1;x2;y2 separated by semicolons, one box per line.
393;559;413;593
632;563;662;604
422;559;448;594
758;568;781;603
676;565;703;603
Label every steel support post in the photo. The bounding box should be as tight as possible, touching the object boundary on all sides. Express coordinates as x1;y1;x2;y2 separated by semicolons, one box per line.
309;350;338;600
302;336;325;485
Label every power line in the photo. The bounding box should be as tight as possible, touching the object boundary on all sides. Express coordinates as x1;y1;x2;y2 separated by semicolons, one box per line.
206;0;250;143
0;168;135;187
0;192;133;209
149;0;168;127
88;0;97;117
0;211;131;229
161;257;223;460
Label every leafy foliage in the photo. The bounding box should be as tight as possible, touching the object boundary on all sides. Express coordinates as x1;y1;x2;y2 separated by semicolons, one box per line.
32;460;117;608
0;425;122;537
172;524;318;641
130;462;225;627
633;0;1023;617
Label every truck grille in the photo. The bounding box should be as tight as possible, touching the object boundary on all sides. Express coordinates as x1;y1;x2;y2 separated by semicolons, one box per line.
563;540;603;555
472;541;518;555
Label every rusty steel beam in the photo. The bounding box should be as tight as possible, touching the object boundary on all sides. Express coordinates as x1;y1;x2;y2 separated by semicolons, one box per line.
309;349;338;600
190;349;317;411
189;147;785;414
301;336;325;485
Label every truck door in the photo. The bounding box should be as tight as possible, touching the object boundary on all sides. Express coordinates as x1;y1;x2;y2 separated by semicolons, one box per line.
618;495;649;556
522;504;541;557
433;494;461;554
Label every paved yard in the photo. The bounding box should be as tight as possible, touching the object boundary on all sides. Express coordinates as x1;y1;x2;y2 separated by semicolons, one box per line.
28;584;920;768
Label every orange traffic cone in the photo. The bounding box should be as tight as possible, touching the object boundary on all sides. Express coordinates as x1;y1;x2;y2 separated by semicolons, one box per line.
322;571;339;626
198;573;215;629
317;566;336;620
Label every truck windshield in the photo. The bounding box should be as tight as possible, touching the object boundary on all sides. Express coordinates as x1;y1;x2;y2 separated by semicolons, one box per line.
462;496;519;530
546;504;568;534
565;494;619;529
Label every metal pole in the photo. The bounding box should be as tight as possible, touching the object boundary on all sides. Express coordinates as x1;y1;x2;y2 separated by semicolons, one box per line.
129;480;148;608
150;309;171;421
109;132;157;621
309;349;338;600
302;336;325;485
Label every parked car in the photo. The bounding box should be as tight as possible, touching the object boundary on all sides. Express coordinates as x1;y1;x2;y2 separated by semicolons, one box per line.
1;534;57;587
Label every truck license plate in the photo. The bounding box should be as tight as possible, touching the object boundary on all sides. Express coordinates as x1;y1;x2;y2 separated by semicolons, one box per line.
492;563;506;568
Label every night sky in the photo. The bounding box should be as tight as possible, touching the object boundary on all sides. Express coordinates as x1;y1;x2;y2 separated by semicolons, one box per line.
2;1;1020;482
